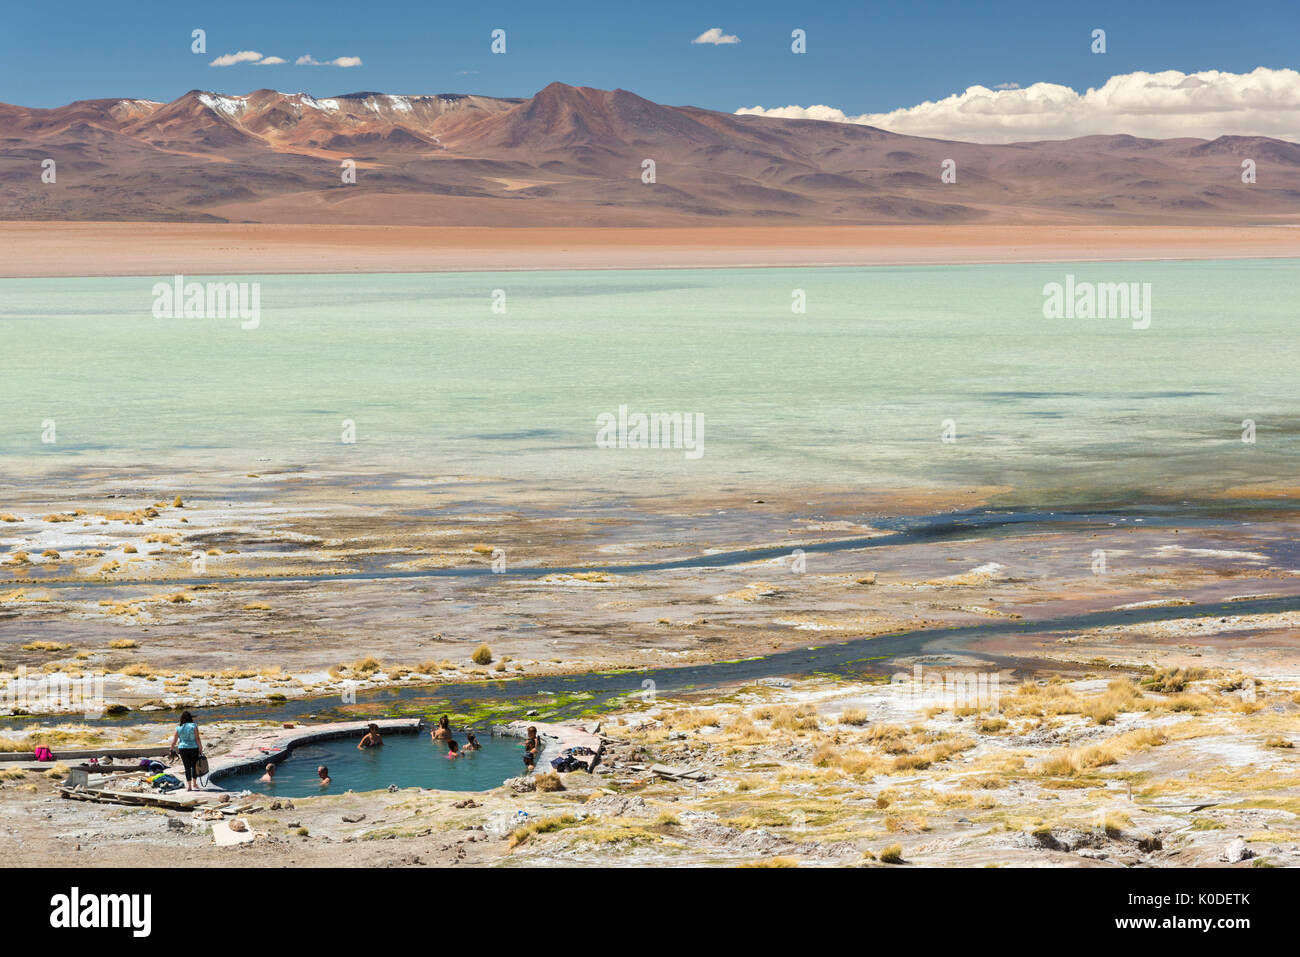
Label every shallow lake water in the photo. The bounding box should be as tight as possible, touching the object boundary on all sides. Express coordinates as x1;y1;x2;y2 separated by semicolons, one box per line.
4;261;1297;505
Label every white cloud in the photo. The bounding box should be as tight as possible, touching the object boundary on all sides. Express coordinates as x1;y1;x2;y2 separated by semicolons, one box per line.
692;27;740;45
210;51;274;67
257;56;287;66
296;54;362;67
736;67;1300;144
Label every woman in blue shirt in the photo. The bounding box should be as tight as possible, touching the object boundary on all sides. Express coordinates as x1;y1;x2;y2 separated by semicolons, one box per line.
169;711;205;791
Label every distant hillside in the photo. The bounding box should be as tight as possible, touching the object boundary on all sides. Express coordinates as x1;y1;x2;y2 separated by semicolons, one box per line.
2;82;1298;225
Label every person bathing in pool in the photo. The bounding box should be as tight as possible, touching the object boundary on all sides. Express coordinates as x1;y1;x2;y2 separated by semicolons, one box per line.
318;765;331;787
446;739;460;759
431;715;452;741
260;763;276;784
358;724;383;750
463;731;481;752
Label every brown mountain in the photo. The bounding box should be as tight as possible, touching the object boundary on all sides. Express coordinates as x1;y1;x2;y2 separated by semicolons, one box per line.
2;82;1298;226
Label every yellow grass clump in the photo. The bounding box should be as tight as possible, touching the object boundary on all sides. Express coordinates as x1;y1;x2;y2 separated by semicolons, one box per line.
21;641;66;652
533;772;565;792
471;643;493;665
1037;727;1168;777
878;843;905;863
754;704;819;732
1142;667;1203;693
508;813;578;848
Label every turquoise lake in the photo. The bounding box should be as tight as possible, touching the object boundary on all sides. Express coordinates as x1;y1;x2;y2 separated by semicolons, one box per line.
3;261;1296;505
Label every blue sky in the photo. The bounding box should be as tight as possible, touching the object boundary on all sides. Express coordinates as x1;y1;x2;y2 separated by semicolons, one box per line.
2;0;1295;112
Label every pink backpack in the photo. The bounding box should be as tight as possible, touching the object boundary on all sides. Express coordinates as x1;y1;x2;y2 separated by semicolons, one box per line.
33;746;53;762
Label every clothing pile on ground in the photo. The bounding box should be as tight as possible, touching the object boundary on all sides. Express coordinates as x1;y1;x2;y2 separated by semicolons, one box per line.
550;746;596;772
147;771;184;791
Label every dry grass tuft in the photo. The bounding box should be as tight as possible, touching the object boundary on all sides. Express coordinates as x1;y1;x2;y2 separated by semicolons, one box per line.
878;843;905;863
533;772;564;792
21;641;66;652
508;813;578;848
1142;667;1203;694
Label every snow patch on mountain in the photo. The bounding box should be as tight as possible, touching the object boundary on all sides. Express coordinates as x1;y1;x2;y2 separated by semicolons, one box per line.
198;93;248;117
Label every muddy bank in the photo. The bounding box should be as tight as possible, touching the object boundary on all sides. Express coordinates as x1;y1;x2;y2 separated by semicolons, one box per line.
3;471;1299;719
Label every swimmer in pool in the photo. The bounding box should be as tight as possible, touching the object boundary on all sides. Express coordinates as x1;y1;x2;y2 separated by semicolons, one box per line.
463;731;481;751
431;715;452;742
524;725;541;758
358;724;383;750
318;765;331;787
446;739;460;758
259;763;276;784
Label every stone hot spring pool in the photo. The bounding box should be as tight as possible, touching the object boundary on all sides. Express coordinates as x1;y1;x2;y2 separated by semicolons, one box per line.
218;729;526;797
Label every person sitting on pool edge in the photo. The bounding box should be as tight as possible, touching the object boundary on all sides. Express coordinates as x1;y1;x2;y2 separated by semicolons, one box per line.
431;715;452;741
446;739;460;759
358;724;383;750
318;765;331;787
260;763;276;784
463;731;481;751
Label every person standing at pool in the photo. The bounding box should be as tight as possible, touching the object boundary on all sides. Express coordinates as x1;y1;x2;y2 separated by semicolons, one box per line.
431;715;452;741
358;724;384;750
169;710;204;792
318;766;331;787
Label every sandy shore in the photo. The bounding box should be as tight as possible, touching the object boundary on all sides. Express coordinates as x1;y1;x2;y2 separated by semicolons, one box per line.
4;223;1299;278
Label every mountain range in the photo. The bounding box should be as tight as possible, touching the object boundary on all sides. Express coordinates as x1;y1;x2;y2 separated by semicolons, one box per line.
3;81;1299;225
